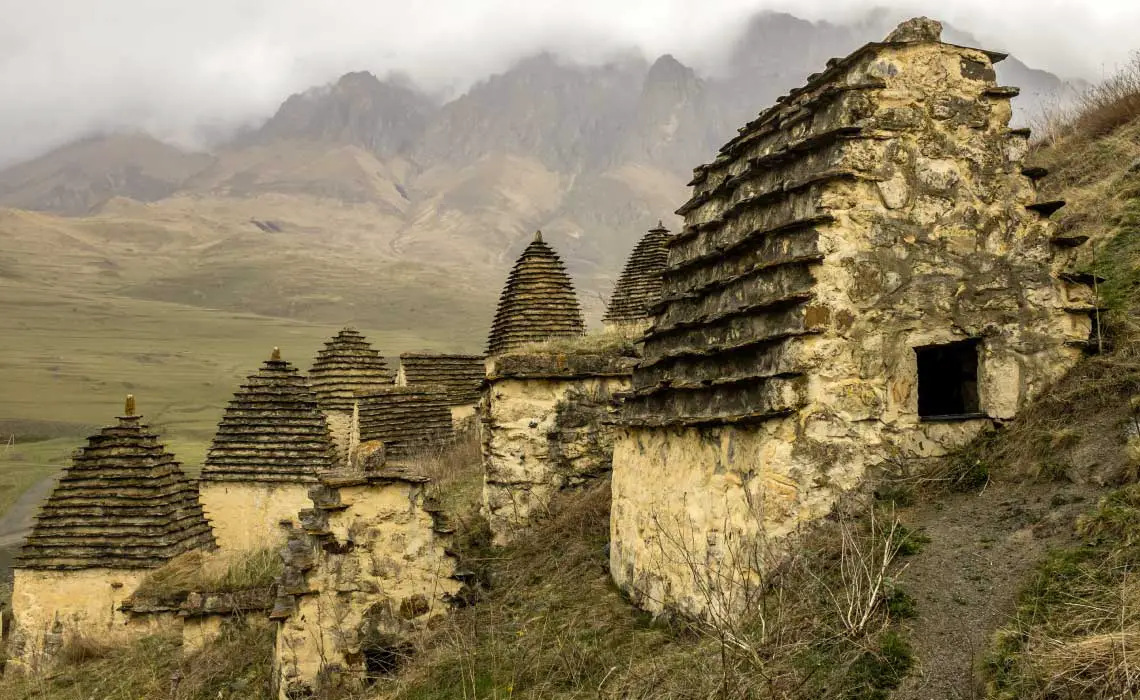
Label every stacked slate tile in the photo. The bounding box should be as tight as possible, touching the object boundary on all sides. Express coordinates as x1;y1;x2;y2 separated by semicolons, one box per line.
358;387;454;461
16;397;214;570
201;348;336;483
309;328;392;411
603;222;671;327
486;231;585;355
397;353;485;405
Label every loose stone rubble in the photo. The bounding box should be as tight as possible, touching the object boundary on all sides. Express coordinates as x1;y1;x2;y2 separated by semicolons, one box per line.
481;350;635;544
395;352;485;427
199;348;338;551
271;467;461;698
609;18;1096;617
309;328;393;461
602;221;672;333
8;397;214;669
486;231;586;355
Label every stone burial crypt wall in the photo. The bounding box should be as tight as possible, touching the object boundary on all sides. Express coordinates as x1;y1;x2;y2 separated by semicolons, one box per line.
200;348;338;552
395;353;485;428
610;17;1097;617
308;328;393;464
357;386;455;466
480;230;653;544
270;466;461;699
8;397;214;670
482;351;636;544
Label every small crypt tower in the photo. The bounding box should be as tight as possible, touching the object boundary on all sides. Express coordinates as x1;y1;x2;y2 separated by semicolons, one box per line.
603;221;671;333
9;396;213;669
199;348;337;551
308;328;392;463
395;352;485;427
486;231;585;355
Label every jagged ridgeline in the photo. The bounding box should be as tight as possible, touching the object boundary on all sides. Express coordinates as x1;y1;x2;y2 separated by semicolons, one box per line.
397;353;484;405
308;328;393;412
486;231;585;355
358;386;454;461
603;221;671;329
200;348;336;483
16;396;213;570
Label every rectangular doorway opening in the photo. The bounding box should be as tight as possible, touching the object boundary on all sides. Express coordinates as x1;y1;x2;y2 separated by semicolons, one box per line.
915;339;983;420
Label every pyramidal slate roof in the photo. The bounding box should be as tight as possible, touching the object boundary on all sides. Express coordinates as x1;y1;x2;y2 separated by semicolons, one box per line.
309;328;392;411
16;397;214;571
359;387;454;461
486;231;586;355
397;353;484;405
603;222;671;326
201;348;336;484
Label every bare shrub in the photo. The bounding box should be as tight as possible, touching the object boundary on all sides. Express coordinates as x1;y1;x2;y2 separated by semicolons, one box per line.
1075;52;1140;139
810;507;909;637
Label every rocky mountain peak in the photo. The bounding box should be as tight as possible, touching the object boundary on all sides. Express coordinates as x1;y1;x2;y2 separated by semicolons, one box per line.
237;71;438;158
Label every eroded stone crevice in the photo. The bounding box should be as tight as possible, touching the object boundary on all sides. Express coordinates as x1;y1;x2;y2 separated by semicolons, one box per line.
271;470;462;699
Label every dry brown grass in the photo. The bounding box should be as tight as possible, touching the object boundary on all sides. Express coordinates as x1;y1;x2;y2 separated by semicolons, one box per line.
386;482;916;700
985;484;1140;699
507;329;641;358
132;547;281;604
0;616;276;699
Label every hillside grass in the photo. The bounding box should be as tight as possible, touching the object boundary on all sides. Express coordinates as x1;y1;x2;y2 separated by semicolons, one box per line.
968;50;1140;699
0;617;276;700
387;476;921;700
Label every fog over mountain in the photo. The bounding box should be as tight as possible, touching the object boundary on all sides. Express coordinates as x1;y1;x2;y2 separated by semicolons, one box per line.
2;1;1138;167
0;5;1134;345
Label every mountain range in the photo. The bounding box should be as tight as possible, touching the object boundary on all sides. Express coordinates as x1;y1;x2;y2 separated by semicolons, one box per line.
0;11;1077;346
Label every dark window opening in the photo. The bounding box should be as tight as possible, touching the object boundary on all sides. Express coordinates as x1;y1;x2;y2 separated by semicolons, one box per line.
915;339;983;420
363;638;414;681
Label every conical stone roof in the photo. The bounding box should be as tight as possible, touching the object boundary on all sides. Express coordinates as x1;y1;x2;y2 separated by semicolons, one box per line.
16;397;215;571
201;348;336;484
359;387;454;461
397;353;485;405
309;328;392;412
486;231;585;355
603;222;671;326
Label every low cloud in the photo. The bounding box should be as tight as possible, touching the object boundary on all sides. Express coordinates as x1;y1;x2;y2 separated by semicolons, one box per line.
1;0;1138;165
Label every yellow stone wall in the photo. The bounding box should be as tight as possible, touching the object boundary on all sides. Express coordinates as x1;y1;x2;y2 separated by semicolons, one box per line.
274;479;460;698
8;568;149;671
482;374;631;544
199;481;314;552
610;36;1091;616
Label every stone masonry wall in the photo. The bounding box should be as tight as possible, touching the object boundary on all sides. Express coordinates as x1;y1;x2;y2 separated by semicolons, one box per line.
199;481;315;552
481;352;634;544
611;20;1095;617
7;568;150;671
272;469;460;698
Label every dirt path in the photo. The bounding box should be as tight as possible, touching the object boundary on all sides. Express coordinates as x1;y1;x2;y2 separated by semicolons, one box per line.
892;482;1099;699
0;475;55;548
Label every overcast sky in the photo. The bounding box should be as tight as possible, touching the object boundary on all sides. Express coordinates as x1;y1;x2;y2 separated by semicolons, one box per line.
2;0;1138;167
